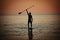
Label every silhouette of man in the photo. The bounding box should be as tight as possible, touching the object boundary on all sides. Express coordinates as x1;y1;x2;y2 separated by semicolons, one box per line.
26;9;33;40
26;9;33;28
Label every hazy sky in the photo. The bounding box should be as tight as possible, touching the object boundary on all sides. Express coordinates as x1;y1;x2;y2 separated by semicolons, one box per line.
0;0;59;14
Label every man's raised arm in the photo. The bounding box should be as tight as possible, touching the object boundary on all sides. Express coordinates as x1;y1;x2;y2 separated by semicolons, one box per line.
26;9;29;15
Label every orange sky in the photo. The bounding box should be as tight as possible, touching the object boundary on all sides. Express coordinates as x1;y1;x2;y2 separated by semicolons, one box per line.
0;0;59;14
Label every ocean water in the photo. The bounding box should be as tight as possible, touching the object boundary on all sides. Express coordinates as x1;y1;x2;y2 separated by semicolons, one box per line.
0;14;60;40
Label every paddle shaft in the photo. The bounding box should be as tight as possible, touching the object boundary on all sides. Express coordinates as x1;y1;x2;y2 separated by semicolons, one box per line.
20;5;34;13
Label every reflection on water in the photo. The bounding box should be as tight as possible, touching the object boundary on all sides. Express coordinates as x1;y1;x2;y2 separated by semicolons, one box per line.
0;14;60;40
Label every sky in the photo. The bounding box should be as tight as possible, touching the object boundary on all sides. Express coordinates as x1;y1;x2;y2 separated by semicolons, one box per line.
0;0;60;14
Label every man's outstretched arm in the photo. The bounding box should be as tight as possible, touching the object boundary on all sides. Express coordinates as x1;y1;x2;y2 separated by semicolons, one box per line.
26;9;29;15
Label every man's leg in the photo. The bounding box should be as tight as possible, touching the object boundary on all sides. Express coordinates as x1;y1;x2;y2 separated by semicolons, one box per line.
28;21;29;28
31;21;32;27
28;21;30;40
29;22;33;40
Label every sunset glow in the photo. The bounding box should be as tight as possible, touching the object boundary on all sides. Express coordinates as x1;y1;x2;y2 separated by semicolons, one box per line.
0;0;59;14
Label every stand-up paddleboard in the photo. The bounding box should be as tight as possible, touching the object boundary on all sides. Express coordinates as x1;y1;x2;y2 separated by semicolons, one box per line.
18;5;35;14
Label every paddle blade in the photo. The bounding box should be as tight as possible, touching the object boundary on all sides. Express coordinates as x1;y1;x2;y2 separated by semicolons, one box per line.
18;12;22;14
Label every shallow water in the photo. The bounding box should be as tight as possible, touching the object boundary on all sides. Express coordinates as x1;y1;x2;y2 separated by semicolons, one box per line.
0;14;60;40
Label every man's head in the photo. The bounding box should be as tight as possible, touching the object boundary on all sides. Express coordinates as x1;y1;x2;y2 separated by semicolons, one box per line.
29;12;31;15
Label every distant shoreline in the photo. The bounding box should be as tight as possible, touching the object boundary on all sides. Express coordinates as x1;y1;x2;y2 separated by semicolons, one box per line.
0;14;60;16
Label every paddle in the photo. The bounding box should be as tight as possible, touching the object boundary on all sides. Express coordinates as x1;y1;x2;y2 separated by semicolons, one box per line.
18;5;35;14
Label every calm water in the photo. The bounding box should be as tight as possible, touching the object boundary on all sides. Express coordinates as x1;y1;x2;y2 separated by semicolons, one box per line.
0;14;60;40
